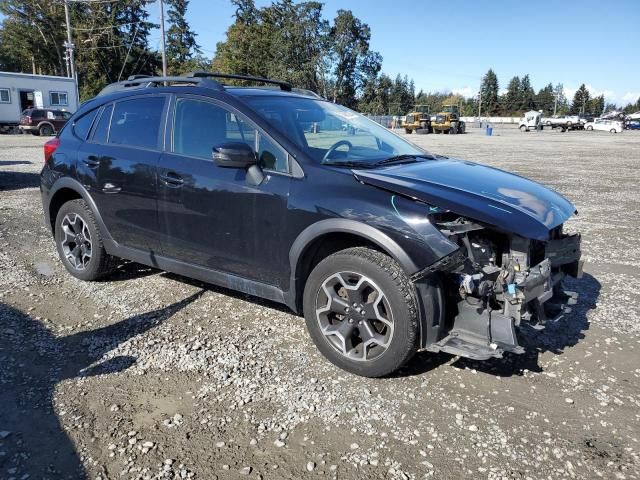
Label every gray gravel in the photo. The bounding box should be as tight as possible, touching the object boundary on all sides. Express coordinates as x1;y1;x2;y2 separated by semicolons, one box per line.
0;128;639;479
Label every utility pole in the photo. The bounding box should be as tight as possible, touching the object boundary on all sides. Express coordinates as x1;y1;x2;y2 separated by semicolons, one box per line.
159;0;168;77
63;0;80;106
553;92;558;116
63;0;75;80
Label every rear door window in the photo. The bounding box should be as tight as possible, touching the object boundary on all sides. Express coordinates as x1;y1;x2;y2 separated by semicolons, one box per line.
109;96;165;149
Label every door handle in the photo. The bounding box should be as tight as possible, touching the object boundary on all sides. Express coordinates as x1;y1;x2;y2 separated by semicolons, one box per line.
82;155;100;168
160;171;184;186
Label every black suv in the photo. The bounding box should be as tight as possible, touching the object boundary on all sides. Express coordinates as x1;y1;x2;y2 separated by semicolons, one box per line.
41;72;583;377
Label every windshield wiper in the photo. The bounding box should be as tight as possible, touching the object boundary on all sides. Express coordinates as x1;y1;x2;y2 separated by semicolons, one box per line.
374;154;434;166
321;160;376;168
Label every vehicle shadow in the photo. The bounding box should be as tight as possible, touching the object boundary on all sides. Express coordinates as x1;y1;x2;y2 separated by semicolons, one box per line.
161;271;294;314
0;170;40;190
450;272;601;377
0;290;203;479
101;260;160;283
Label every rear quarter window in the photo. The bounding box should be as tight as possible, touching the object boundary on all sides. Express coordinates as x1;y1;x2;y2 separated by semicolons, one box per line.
73;109;99;140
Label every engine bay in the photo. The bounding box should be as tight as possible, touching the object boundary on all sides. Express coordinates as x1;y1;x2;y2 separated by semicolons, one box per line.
425;216;583;360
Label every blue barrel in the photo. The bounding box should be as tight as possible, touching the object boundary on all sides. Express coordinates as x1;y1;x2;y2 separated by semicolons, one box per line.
486;126;493;136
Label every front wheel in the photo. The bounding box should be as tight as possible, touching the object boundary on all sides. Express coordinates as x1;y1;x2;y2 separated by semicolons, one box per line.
55;199;117;281
404;128;412;134
610;128;617;133
303;247;419;377
586;125;593;130
520;125;528;132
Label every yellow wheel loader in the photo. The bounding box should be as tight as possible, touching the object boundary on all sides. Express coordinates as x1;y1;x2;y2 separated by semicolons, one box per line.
432;104;466;134
401;105;432;134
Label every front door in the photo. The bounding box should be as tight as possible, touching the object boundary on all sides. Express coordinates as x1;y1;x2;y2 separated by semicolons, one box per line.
157;95;291;286
76;95;167;252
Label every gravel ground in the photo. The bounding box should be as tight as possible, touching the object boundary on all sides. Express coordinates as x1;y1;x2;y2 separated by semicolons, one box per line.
0;127;639;480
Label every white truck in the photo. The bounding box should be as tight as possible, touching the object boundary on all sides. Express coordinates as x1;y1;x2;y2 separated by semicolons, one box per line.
0;71;79;133
519;110;544;132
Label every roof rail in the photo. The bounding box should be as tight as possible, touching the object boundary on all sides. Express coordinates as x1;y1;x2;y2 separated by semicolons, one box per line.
97;71;302;97
97;75;223;97
187;71;292;91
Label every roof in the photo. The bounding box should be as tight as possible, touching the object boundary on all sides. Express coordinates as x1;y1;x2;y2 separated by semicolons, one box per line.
0;71;76;83
96;72;323;100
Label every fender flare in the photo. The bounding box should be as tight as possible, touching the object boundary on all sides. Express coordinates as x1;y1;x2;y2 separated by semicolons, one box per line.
47;177;117;249
285;219;420;310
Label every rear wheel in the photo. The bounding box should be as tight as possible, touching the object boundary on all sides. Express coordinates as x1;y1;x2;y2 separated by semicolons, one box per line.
54;199;117;281
39;124;54;136
610;128;616;133
586;125;593;130
303;247;419;377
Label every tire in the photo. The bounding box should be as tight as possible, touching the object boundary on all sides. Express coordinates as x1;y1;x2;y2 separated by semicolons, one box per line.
586;125;593;130
415;128;428;134
39;124;54;136
54;199;117;281
30;130;40;136
303;247;419;377
520;125;528;132
404;128;412;134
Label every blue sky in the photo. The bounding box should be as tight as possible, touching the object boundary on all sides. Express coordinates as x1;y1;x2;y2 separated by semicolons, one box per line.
146;0;639;105
2;1;637;104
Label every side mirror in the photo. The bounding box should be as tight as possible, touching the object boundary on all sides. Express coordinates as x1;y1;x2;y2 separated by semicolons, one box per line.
212;142;257;168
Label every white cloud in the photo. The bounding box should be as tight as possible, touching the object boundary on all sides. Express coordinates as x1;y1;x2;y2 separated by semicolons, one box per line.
452;86;475;98
621;92;640;104
563;84;637;105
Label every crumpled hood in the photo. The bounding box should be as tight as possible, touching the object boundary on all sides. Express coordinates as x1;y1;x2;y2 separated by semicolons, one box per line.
354;158;577;241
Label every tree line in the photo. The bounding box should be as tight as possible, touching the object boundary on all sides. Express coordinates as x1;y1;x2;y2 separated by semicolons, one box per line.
1;0;638;116
0;0;207;99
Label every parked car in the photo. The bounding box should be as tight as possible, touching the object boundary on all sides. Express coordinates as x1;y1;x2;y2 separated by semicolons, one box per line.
626;120;640;130
19;108;72;136
543;115;581;131
584;118;624;133
40;72;583;377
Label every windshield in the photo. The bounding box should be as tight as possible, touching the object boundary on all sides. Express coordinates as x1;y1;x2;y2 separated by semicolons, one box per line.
243;96;429;166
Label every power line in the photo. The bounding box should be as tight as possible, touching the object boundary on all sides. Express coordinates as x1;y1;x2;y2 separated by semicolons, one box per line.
74;21;144;31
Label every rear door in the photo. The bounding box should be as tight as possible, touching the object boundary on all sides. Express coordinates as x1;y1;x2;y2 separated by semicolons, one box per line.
76;95;168;252
157;94;292;285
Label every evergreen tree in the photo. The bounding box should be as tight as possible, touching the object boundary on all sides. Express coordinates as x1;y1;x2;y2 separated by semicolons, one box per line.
587;95;604;115
518;74;536;111
535;83;555;116
329;9;381;108
165;0;201;74
571;84;590;114
479;69;499;115
554;83;569;115
502;76;521;114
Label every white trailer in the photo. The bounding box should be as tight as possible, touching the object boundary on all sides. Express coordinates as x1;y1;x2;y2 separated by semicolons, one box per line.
0;71;79;133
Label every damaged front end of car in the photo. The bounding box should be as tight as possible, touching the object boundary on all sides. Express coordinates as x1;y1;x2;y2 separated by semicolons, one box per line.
422;216;583;360
353;158;584;361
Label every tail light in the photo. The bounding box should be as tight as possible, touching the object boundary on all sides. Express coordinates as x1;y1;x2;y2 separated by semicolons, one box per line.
44;138;60;163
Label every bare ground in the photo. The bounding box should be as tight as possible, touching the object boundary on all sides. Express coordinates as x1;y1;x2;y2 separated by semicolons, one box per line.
0;127;639;480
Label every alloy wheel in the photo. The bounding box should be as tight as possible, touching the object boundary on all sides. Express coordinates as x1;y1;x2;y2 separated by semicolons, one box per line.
315;272;394;362
60;213;92;270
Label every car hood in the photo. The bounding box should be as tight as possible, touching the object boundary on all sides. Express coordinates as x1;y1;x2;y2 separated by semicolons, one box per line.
353;158;577;241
